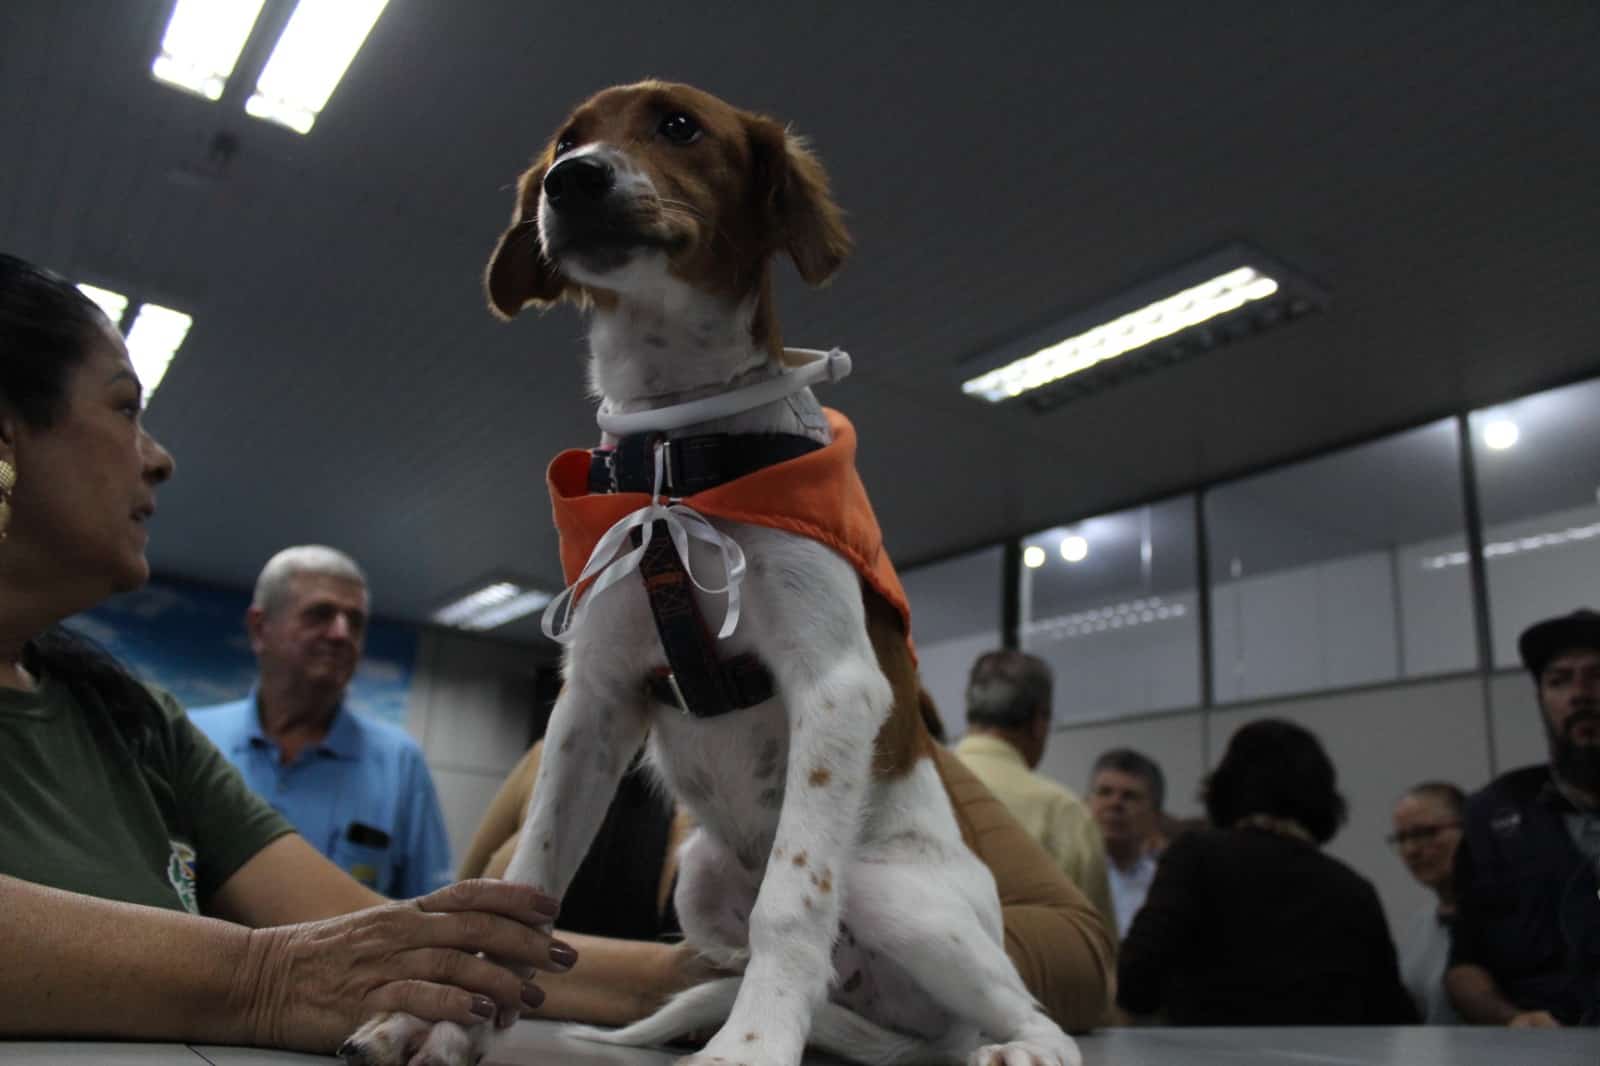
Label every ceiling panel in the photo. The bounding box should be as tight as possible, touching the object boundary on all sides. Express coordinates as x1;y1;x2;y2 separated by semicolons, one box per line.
3;0;1597;644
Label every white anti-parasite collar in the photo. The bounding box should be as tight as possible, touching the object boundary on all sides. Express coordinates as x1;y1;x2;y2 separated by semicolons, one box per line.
595;347;852;436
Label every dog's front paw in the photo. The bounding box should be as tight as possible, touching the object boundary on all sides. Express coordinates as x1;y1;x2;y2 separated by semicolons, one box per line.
340;1013;489;1066
968;1038;1082;1066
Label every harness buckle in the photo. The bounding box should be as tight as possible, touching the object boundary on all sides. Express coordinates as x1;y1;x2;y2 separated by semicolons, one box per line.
661;670;692;715
653;438;677;496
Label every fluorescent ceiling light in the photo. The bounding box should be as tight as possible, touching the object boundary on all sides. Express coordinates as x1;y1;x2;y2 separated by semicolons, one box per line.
1060;535;1089;563
1022;545;1046;569
77;284;129;326
462;589;555;631
433;581;552;631
964;266;1280;403
151;0;267;101
1481;418;1519;451
246;0;389;134
124;304;194;404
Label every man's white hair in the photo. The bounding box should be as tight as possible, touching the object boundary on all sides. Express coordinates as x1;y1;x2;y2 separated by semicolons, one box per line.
252;545;368;616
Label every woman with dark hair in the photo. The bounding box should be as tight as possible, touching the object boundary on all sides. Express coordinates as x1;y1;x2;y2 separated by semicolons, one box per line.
1116;718;1415;1025
0;253;571;1052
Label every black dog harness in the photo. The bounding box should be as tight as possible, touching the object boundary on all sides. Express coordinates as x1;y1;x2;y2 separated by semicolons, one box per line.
587;431;822;718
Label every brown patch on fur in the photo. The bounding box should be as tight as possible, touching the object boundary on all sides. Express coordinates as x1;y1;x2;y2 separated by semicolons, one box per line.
792;851;807;867
864;584;935;779
811;869;833;893
807;767;831;787
743;1033;757;1043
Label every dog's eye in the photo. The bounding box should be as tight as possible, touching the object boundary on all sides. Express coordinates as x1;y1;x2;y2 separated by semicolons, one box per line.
658;112;702;145
554;131;579;157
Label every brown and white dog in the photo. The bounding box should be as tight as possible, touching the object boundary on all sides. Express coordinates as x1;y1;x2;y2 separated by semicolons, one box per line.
342;81;1080;1066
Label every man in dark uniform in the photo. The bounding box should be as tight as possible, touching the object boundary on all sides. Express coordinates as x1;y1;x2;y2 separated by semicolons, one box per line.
1446;609;1600;1027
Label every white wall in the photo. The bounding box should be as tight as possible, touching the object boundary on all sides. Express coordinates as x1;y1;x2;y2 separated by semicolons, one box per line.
1481;503;1600;668
1211;546;1479;703
918;630;1001;740
403;630;551;868
1487;668;1554;772
1024;593;1201;724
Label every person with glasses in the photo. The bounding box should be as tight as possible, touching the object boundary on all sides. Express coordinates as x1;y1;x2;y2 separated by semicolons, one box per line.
1389;782;1465;1023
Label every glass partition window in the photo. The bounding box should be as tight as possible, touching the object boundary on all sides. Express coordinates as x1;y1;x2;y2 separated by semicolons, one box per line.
1469;377;1600;669
1019;496;1201;723
901;545;1005;739
1204;418;1476;702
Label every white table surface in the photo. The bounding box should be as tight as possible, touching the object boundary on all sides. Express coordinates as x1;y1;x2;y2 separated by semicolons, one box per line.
4;1021;1596;1065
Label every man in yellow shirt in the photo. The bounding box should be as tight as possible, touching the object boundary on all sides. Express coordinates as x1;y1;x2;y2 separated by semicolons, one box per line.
954;650;1116;938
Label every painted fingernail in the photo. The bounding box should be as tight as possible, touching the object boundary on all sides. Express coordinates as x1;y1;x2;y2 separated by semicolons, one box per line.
470;995;496;1020
522;983;545;1009
549;942;578;969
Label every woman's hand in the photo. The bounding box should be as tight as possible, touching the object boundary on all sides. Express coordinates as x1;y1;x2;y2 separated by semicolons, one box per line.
238;879;576;1052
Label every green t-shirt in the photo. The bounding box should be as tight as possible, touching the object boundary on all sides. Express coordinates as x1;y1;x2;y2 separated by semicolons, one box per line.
0;674;292;914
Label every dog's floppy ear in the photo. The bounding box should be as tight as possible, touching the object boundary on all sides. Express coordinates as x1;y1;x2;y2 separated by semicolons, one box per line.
751;117;852;286
485;163;568;319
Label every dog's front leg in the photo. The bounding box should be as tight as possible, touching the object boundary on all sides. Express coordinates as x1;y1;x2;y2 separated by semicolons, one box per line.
689;641;891;1066
341;656;648;1066
502;660;651;897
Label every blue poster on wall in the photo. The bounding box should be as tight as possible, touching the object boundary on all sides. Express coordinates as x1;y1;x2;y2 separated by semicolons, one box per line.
68;576;418;727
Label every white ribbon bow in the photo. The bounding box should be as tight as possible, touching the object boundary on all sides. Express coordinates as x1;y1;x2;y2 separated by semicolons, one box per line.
542;442;746;644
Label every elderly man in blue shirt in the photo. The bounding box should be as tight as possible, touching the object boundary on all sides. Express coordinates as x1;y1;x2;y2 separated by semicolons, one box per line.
191;545;452;899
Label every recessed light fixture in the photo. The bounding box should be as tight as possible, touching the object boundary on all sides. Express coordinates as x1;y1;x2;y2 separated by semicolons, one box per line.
151;0;267;101
1060;535;1089;563
1481;418;1519;451
1022;545;1047;569
246;0;390;134
123;304;194;405
433;580;553;631
960;246;1325;411
77;284;129;327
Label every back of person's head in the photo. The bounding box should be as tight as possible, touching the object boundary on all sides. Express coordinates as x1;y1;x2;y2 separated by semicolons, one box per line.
965;649;1052;729
1091;747;1166;811
0;252;111;430
1204;718;1347;845
2;253;157;737
253;545;368;616
1404;780;1465;816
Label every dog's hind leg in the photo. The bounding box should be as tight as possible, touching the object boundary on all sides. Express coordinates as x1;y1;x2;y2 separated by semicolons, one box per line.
843;847;1082;1066
683;647;893;1065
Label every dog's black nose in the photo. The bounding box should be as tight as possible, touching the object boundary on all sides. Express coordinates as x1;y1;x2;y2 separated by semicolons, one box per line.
544;156;614;208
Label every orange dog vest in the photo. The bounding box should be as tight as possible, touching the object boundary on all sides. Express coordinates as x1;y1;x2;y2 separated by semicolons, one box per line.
547;409;913;651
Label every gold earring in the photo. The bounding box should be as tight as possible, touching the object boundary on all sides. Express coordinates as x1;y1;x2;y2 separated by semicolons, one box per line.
0;458;14;543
